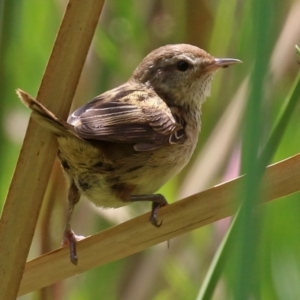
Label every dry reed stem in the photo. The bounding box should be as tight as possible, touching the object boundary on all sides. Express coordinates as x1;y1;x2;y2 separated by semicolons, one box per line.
18;153;300;296
0;1;105;299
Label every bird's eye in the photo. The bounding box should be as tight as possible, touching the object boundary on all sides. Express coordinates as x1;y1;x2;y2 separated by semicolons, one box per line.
177;60;190;72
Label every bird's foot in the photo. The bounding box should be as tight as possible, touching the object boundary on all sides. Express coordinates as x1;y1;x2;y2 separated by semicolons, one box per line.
62;229;85;265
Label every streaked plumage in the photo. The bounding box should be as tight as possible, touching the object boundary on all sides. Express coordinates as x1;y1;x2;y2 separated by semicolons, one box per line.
17;44;241;264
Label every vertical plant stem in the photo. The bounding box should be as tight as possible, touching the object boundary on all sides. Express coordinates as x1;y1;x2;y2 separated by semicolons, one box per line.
0;1;104;299
235;0;273;297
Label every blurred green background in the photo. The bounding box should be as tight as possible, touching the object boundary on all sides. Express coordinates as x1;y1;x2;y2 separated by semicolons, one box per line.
1;0;300;299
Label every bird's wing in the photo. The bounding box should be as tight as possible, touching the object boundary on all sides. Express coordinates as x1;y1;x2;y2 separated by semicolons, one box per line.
68;85;186;151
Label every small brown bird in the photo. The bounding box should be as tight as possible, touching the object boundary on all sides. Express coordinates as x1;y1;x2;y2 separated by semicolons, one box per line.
17;44;241;265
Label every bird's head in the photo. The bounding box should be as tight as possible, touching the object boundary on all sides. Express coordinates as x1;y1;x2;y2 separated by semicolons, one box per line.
131;44;241;110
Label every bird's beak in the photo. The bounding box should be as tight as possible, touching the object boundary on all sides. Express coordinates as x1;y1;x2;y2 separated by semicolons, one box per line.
203;58;242;73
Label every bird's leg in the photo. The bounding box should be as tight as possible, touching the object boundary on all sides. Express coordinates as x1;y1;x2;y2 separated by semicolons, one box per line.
130;194;168;227
61;181;80;265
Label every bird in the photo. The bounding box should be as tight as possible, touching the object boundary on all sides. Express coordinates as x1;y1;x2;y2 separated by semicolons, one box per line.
17;44;241;265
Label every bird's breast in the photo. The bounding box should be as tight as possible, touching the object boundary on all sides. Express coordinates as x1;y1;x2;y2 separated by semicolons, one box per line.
56;123;200;208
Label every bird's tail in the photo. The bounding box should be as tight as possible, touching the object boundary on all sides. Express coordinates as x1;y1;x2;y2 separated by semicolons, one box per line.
16;89;77;138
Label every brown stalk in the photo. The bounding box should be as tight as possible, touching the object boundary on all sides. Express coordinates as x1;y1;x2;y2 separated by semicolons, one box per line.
18;153;300;296
0;1;105;299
